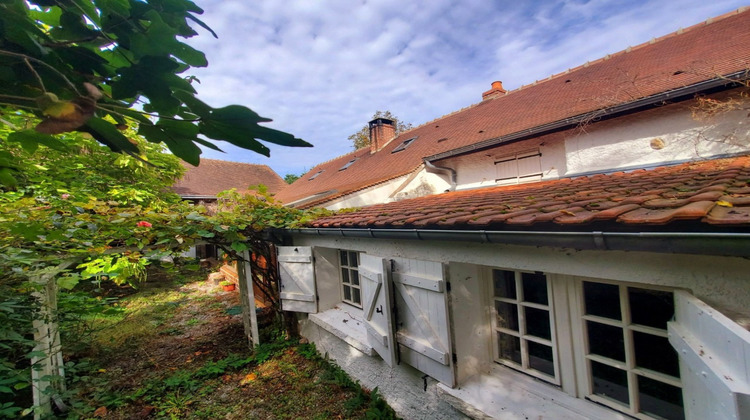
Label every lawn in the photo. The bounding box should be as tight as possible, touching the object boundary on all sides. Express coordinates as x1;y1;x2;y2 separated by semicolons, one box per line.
59;266;398;419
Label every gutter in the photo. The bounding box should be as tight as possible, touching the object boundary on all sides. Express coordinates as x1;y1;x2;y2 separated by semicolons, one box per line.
424;161;457;191
277;228;750;258
424;71;750;162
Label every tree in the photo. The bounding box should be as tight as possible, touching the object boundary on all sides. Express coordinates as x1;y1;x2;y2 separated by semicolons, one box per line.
283;173;301;184
0;0;312;188
348;110;413;150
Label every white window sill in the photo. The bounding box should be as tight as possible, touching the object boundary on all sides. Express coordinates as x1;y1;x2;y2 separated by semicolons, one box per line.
309;306;375;356
437;365;628;420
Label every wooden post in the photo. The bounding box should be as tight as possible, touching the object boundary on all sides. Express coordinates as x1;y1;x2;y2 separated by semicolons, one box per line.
30;276;66;419
239;250;260;348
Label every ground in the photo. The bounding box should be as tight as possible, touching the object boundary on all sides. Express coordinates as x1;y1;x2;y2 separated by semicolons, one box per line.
61;267;398;419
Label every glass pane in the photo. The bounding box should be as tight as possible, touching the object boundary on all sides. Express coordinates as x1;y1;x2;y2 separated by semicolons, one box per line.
584;281;621;320
349;252;358;268
340;250;348;266
341;268;350;284
522;272;548;305
527;341;555;377
498;333;522;364
591;360;629;407
638;375;685;420
352;288;361;305
493;270;516;299
634;331;680;377
351;271;359;286
343;285;351;301
630;288;674;329
587;321;625;362
525;307;551;340
496;301;519;331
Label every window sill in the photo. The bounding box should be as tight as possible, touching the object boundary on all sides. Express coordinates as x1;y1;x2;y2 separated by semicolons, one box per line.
437;365;628;420
309;306;375;356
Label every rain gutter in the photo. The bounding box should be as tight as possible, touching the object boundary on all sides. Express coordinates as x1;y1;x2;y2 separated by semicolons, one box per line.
424;161;457;191
424;71;750;162
277;228;750;258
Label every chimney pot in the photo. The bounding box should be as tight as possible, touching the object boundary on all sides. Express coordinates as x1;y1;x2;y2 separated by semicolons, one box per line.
482;80;507;100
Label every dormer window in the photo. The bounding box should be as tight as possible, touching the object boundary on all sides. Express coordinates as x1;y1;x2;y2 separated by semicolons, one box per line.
308;170;324;180
391;137;417;153
339;158;358;171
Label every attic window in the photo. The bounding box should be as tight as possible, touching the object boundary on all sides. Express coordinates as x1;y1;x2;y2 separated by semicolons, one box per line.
391;137;417;153
339;158;357;171
673;70;685;75
308;170;324;180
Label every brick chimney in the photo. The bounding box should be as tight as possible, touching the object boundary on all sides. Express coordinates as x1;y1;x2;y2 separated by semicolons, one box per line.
482;81;507;100
369;118;396;154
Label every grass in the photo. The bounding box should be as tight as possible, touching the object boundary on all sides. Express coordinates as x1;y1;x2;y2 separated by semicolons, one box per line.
59;266;399;419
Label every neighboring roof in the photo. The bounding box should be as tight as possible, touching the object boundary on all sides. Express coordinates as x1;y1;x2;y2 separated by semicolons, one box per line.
276;8;750;207
307;155;750;231
172;159;287;197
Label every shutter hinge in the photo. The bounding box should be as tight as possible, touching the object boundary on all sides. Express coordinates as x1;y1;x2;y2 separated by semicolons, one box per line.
452;353;458;364
446;281;451;292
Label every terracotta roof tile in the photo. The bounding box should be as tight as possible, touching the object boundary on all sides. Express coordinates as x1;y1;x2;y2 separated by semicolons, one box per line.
172;159;286;197
307;156;750;231
277;9;750;207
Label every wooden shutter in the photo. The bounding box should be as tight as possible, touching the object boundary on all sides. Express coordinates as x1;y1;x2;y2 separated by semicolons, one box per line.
277;246;317;313
392;257;455;387
668;290;750;420
359;254;397;366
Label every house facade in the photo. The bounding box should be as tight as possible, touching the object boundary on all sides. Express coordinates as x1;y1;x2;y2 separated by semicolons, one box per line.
273;8;750;420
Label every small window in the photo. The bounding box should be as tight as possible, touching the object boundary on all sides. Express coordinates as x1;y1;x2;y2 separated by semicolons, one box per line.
491;269;558;384
339;250;362;308
339;158;357;171
391;137;417;153
308;170;324;180
495;150;542;185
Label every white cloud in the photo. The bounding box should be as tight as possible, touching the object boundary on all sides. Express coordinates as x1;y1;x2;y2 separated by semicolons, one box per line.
184;0;748;176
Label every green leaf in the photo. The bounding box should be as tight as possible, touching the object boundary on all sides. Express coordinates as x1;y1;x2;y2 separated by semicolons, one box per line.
83;117;139;154
186;13;217;38
7;130;68;153
0;168;18;189
230;242;248;253
57;276;79;290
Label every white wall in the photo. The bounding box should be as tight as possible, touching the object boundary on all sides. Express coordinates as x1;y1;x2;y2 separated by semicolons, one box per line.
323;174;410;210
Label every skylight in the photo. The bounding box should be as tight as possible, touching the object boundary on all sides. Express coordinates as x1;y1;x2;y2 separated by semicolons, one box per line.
391;137;417;153
308;170;324;180
339;158;357;171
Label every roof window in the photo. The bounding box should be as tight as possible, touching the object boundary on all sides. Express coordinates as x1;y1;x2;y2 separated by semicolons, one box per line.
391;137;417;153
308;170;324;180
339;158;358;171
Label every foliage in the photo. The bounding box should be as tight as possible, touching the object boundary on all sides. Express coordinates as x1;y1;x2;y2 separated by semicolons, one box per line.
0;0;312;184
348;110;413;150
283;173;301;184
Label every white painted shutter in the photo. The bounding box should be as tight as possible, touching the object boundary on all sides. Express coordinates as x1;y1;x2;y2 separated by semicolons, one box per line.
391;257;455;387
668;290;750;420
277;246;317;313
359;254;397;366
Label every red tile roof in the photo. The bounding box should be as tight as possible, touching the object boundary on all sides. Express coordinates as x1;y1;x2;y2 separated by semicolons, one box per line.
172;159;287;197
276;8;750;207
308;156;750;231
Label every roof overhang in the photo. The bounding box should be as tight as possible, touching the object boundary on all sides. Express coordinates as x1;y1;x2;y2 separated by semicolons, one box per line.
276;228;750;258
424;71;750;163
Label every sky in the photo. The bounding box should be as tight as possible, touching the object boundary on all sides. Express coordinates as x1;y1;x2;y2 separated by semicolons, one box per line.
185;0;749;178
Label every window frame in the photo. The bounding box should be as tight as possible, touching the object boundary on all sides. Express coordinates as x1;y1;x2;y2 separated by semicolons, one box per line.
494;149;542;185
338;250;362;308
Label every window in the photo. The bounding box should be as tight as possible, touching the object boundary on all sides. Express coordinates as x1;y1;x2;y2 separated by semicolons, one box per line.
492;269;559;384
308;170;324;180
339;250;362;307
488;273;683;420
494;150;542;185
391;137;417;153
339;158;358;171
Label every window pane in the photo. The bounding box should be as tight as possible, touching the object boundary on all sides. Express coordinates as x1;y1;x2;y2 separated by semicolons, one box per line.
587;321;625;362
351;272;359;286
630;288;674;329
349;252;358;268
352;288;361;305
521;272;548;305
638;375;685;420
498;333;522;364
493;270;516;299
343;286;351;301
341;268;350;284
525;307;551;340
591;361;630;407
634;331;680;377
340;250;348;266
584;282;621;320
527;341;555;377
496;301;519;331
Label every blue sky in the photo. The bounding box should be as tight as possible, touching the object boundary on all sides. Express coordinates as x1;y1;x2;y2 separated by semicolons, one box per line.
185;0;748;178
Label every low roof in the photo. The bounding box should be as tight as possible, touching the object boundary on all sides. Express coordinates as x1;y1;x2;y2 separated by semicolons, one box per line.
276;8;750;207
172;159;287;198
307;155;750;231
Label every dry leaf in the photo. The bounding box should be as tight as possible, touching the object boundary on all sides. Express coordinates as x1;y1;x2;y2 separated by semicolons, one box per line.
94;406;108;417
716;200;734;207
560;210;576;216
240;373;257;385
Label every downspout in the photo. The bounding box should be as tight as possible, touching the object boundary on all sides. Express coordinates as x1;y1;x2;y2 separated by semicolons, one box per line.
424;160;457;192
